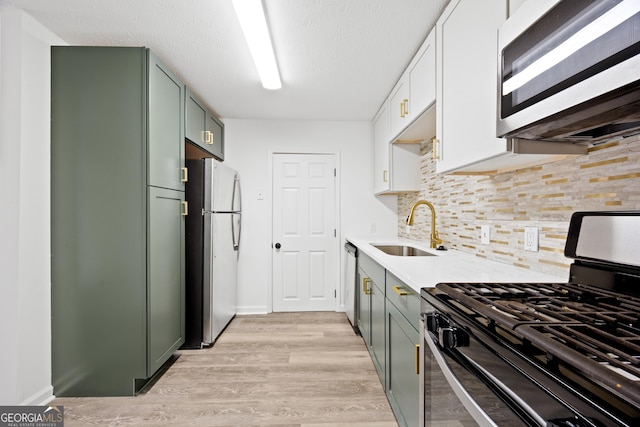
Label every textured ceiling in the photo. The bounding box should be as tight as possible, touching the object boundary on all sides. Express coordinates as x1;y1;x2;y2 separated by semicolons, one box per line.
2;0;449;121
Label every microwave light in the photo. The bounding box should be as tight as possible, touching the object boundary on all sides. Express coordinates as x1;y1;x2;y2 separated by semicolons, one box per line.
232;0;282;90
503;1;640;95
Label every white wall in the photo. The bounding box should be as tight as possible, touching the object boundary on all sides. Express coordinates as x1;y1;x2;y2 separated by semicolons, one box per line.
223;119;397;314
0;8;65;405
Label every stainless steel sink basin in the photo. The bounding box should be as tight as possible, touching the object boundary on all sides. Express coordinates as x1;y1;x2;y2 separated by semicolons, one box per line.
372;244;435;257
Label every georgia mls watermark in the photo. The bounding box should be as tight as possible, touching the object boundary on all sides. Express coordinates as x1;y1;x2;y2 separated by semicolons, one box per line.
0;406;63;427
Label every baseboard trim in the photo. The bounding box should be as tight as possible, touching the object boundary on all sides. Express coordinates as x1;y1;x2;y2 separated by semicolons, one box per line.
20;385;54;406
236;306;269;315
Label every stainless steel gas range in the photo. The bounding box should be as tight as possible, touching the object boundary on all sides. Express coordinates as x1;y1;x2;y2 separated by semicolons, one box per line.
420;211;640;426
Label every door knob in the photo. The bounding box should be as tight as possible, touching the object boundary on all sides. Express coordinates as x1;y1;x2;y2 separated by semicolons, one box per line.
274;243;281;249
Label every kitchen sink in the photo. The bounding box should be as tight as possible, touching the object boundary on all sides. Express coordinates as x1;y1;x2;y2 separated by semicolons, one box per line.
372;244;435;257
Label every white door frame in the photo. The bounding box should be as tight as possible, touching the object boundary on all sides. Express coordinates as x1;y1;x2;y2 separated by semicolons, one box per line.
267;149;341;313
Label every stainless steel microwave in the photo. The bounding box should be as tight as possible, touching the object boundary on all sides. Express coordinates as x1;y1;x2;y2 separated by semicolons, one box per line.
497;0;640;144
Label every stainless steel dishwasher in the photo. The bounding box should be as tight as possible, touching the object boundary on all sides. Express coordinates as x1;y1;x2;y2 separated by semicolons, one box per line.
344;241;358;334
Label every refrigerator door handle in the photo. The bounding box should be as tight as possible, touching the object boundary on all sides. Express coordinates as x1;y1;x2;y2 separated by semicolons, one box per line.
232;213;242;251
232;175;242;212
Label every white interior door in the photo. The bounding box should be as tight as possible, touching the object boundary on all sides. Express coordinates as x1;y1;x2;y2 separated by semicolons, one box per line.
272;153;337;312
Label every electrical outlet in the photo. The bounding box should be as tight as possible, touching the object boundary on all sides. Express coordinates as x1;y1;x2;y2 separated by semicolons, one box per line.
481;225;490;245
524;227;539;252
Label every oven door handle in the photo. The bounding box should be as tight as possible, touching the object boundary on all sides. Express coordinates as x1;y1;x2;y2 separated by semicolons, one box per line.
425;332;499;427
463;354;547;426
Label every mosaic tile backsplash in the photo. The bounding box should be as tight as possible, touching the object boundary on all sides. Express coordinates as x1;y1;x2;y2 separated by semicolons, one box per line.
397;137;640;278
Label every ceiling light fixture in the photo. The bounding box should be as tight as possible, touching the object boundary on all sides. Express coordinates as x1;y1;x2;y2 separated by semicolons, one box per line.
231;0;282;90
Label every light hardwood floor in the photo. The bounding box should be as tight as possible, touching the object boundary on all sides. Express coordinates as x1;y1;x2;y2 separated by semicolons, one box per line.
53;312;398;426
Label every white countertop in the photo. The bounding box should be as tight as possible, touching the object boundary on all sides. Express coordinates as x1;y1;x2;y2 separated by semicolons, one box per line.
346;235;566;294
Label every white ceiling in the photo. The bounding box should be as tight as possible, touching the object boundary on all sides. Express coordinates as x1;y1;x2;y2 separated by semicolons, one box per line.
2;0;449;121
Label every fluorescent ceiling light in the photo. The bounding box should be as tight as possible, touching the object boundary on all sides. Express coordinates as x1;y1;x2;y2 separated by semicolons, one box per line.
232;0;282;90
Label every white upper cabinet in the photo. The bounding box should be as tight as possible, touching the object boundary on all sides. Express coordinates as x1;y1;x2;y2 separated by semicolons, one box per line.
373;101;391;194
434;0;585;174
389;79;410;141
373;29;435;195
373;99;421;195
389;29;436;141
435;0;509;173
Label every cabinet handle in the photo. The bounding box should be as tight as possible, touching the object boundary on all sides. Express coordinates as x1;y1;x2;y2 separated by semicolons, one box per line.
206;130;214;145
432;137;440;160
392;285;408;296
415;344;420;375
181;201;189;216
363;277;371;295
181;167;188;182
403;99;408;117
399;101;404;118
200;130;206;143
383;169;388;183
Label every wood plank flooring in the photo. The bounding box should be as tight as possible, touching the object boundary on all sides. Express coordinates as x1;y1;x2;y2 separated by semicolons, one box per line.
52;312;398;426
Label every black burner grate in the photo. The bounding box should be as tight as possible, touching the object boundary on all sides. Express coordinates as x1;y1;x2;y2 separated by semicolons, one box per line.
437;281;640;408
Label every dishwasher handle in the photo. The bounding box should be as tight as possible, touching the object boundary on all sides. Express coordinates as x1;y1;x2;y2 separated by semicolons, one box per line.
344;242;357;256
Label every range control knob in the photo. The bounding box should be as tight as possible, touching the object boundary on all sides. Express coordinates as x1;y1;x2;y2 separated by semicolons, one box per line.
438;327;470;349
425;314;439;333
439;327;457;348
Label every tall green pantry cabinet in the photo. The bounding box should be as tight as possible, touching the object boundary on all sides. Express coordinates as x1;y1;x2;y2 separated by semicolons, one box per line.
51;47;185;396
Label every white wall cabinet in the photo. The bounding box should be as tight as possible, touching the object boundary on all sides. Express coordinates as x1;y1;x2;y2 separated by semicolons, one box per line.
389;29;436;142
373;106;421;194
373;102;391;194
374;29;435;195
434;0;585;174
434;0;508;173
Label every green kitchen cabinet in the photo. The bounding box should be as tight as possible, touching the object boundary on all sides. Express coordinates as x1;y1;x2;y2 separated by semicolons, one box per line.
386;272;421;427
370;276;386;381
51;46;185;396
356;266;372;347
148;52;185;191
147;187;186;376
206;111;225;160
356;252;386;382
185;87;225;160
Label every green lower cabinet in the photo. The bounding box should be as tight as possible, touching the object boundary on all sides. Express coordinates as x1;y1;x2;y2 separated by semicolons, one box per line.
356;266;372;347
147;187;186;376
386;302;420;427
355;252;420;426
356;252;387;381
370;279;386;381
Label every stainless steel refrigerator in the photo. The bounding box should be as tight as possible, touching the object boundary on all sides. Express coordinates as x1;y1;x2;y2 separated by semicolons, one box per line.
184;158;241;348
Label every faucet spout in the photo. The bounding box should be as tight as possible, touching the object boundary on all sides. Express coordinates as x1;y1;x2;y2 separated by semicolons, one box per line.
406;200;442;249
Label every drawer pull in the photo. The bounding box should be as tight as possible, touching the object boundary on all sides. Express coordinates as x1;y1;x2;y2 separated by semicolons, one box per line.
393;285;408;296
415;344;420;375
363;278;372;295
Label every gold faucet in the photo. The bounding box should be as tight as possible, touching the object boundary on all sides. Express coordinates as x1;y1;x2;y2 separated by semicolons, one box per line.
406;200;442;249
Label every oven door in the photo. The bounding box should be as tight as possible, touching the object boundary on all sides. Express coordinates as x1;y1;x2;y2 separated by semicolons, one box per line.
421;298;624;427
421;313;533;426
